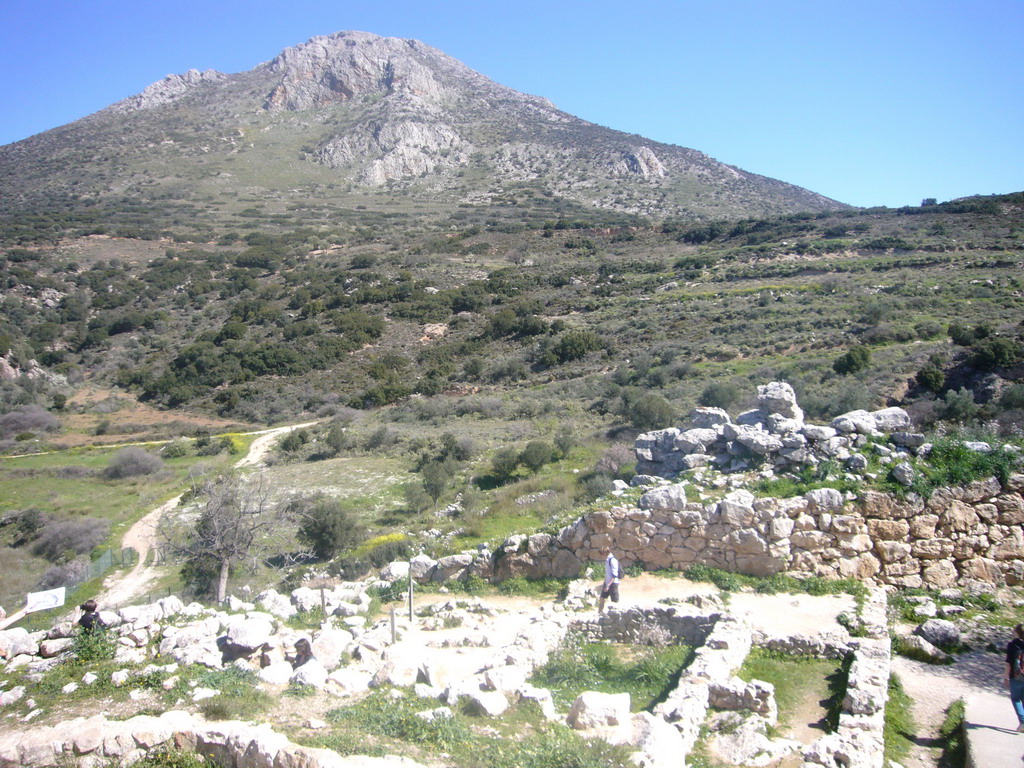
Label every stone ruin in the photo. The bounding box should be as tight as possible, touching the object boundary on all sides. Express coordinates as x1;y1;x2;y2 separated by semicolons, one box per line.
1;578;893;768
635;381;921;478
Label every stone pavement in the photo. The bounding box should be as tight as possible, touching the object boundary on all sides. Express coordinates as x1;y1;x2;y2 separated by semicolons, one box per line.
965;690;1024;768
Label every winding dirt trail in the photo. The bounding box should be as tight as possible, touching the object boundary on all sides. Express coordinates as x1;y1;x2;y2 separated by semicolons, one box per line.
96;422;317;609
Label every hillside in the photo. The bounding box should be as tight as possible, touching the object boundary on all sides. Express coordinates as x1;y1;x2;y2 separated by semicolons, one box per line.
1;193;1021;446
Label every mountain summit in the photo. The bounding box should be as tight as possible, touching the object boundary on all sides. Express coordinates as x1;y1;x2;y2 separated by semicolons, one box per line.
0;31;844;231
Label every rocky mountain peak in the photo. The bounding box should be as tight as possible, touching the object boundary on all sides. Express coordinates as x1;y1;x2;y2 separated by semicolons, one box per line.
259;30;458;112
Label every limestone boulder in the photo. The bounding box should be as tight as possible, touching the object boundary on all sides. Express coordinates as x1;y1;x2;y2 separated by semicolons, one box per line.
802;424;837;441
380;561;411;583
690;407;731;428
39;638;74;658
224;616;274;653
914;619;961;649
409;553;438;581
639;484;690;512
674;428;720;454
328;667;374;696
831;410;878;434
871;407;911;431
312;627;354;671
431;553;474;582
256;589;297;619
629;711;687;768
567;691;631;730
291;659;329;688
899;634;950;663
757;382;802;419
550;549;583;579
464;690;509;717
0;628;38;659
805;488;844;512
259;661;294;685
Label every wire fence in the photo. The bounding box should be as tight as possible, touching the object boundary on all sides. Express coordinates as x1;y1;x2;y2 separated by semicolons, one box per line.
63;546;139;590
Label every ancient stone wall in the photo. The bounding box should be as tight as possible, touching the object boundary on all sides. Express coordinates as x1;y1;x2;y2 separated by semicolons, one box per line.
468;473;1024;591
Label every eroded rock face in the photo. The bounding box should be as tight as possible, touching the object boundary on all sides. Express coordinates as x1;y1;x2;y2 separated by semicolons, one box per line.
112;69;225;112
262;31;451;111
616;147;666;178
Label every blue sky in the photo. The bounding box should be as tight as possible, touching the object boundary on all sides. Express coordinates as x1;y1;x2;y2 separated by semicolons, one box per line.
1;0;1020;208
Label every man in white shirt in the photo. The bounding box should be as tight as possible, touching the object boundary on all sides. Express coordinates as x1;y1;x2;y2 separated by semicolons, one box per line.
598;548;621;614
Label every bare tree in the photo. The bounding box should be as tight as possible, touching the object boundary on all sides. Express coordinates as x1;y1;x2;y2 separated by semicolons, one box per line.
161;472;291;603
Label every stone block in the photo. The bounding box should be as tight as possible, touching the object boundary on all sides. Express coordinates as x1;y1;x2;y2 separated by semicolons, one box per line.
911;538;954;560
567;691;631;730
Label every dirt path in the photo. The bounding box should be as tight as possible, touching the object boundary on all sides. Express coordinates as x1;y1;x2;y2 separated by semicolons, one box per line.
95;422;318;610
892;647;1005;768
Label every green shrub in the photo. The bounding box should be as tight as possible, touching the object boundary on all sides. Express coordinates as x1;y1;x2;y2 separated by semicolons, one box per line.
580;473;615;500
833;346;870;375
291;495;367;560
72;627;116;664
490;447;521;483
104;446;164;478
699;380;740;409
918;438;1019;491
1001;383;1024;410
131;747;208;768
973;336;1024;371
915;364;945;393
520;440;555;473
629;392;675;431
530;632;693;712
161;438;192;459
196;667;273;720
941;388;979;423
938;699;966;767
497;576;566;598
327;689;473;751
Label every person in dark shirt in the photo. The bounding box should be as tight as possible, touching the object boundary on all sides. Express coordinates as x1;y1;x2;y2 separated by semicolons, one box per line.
1004;623;1024;732
78;599;105;634
293;638;314;668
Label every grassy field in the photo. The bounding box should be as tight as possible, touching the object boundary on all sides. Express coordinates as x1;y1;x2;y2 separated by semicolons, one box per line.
737;648;845;738
0;434;254;612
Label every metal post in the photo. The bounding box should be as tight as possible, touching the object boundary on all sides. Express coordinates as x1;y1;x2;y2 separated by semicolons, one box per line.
390;606;397;643
408;573;414;622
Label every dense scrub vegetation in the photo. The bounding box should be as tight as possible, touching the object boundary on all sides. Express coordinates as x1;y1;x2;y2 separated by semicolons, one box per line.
1;193;1022;444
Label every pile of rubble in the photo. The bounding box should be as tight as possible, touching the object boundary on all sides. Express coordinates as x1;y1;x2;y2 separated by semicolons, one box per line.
635;381;922;478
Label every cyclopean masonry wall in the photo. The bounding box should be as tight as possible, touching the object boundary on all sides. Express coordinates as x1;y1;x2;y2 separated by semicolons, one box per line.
467;474;1024;591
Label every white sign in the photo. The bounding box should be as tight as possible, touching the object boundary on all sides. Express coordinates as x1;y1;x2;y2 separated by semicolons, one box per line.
25;587;65;613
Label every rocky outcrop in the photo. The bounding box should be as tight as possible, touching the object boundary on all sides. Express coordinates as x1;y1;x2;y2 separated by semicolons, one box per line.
615;147;666;179
318;119;469;185
112;69;225;112
635;382;918;477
